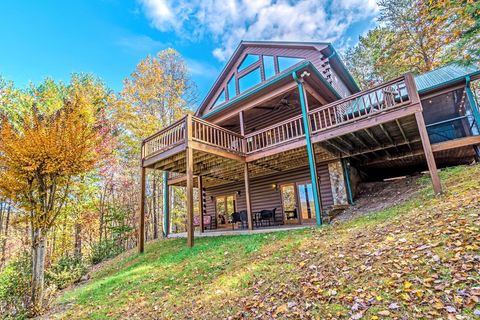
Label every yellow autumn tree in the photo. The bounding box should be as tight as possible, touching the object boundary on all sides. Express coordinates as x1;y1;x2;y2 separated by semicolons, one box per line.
115;48;196;240
0;75;111;315
117;48;196;154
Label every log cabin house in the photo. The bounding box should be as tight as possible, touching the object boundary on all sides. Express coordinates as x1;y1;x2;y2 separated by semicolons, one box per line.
138;41;480;250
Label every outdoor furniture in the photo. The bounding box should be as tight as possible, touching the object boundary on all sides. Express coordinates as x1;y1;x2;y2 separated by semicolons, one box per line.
238;210;248;229
231;210;248;229
285;209;298;221
193;215;213;230
258;208;277;227
231;212;241;230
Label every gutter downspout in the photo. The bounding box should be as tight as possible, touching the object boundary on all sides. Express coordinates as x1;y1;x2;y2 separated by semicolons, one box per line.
163;171;170;238
342;159;354;205
466;76;480;132
292;71;323;226
466;76;480;159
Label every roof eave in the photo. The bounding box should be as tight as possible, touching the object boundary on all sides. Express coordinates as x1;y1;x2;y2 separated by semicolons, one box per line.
417;70;480;95
323;44;361;93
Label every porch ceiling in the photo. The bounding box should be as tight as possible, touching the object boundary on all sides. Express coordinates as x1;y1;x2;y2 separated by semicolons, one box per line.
161;144;336;188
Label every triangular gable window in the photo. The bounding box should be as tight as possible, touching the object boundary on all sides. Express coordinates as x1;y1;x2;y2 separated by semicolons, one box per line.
278;56;304;72
238;54;259;72
263;55;276;79
238;67;261;93
212;89;226;109
227;75;236;99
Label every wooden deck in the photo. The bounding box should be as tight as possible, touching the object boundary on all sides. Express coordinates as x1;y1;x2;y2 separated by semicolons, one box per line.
142;75;426;183
138;73;456;250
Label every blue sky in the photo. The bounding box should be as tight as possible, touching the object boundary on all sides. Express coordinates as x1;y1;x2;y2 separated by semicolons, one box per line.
0;1;378;104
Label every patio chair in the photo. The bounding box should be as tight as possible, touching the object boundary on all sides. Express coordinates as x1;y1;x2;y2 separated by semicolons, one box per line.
238;210;248;229
231;212;241;230
382;87;398;109
271;208;277;224
285;209;298;221
193;215;213;231
259;209;275;227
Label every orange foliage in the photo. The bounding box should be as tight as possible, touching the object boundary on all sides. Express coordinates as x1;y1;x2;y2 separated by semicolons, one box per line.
0;95;106;228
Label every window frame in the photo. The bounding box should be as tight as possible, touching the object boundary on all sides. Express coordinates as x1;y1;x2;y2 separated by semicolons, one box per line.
238;66;262;94
207;52;306;112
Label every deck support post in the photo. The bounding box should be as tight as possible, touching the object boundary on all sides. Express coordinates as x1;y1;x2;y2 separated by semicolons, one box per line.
244;163;254;230
186;115;195;247
406;72;442;195
293;72;323;225
239;111;254;230
415;111;442;194
163;171;170;238
139;166;146;253
198;176;204;233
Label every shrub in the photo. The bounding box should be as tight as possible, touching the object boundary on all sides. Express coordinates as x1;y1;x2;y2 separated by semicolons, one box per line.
90;239;124;265
45;255;87;289
0;252;31;319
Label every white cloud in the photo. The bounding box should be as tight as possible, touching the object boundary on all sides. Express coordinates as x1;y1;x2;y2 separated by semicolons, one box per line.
139;0;379;61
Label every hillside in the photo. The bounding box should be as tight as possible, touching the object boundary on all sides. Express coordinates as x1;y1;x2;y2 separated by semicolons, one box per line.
52;165;480;319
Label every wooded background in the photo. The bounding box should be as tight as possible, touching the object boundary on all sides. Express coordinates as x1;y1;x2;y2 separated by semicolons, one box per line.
0;0;477;317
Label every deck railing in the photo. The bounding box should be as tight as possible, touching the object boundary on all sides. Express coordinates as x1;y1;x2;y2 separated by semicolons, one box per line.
142;116;187;159
143;75;417;160
192;117;244;154
245;115;305;153
142;115;246;159
309;76;410;134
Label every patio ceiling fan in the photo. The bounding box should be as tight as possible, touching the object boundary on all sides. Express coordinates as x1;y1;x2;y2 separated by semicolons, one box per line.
255;93;299;112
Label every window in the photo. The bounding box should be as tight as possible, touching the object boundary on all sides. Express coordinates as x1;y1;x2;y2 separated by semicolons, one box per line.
238;67;261;93
278;56;304;72
263;55;276;79
227;75;236;99
212;89;225;109
238;54;259;72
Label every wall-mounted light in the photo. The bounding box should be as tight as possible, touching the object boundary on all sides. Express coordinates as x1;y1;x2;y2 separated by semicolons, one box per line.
236;190;241;196
271;183;278;191
209;195;214;201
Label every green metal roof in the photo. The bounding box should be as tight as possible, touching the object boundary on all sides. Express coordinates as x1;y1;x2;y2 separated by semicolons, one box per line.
415;64;480;94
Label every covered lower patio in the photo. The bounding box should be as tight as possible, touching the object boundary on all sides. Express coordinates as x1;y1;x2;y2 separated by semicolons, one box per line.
167;223;312;239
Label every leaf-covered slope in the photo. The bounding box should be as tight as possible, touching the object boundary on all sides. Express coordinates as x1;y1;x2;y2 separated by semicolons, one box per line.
54;165;480;319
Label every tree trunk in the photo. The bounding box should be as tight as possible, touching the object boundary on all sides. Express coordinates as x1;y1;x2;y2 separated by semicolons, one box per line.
99;194;104;243
74;223;82;260
31;227;46;315
152;175;158;239
0;204;11;270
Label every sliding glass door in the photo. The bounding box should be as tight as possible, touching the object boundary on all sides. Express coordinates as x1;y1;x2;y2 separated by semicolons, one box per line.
280;181;317;224
297;182;316;223
215;195;236;228
280;184;298;224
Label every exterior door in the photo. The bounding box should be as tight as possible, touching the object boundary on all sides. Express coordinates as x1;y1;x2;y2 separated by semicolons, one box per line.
215;194;236;228
297;182;316;223
280;184;299;224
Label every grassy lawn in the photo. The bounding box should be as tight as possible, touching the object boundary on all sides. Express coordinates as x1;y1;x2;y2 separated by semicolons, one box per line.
54;164;480;319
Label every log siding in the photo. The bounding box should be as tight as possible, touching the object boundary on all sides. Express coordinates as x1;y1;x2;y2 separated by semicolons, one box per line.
204;164;334;227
